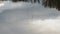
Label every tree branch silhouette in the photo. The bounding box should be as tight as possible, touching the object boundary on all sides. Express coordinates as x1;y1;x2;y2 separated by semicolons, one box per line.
42;0;60;11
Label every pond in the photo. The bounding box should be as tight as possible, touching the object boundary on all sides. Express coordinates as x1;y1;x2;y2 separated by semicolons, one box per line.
0;1;60;34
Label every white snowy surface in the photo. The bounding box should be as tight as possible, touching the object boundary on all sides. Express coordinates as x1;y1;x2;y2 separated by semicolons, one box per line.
0;1;60;34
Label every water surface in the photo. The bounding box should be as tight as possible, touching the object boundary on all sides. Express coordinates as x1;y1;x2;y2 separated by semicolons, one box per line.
0;1;60;34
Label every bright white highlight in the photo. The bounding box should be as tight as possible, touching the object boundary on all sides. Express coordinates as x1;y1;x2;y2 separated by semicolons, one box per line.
0;3;4;7
29;18;60;34
0;2;5;13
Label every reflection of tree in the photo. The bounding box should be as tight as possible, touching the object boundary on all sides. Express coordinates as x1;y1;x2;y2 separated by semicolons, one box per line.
12;0;60;11
42;0;60;10
12;0;40;3
12;0;28;2
2;0;60;11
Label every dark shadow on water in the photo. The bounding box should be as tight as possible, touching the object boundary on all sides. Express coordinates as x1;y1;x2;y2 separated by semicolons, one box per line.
42;0;60;11
12;0;40;3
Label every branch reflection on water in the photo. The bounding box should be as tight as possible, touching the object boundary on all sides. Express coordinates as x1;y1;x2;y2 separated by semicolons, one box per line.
42;0;60;11
1;0;60;11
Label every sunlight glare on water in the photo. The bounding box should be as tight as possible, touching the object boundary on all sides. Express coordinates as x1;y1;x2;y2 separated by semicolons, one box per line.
0;2;5;13
0;2;4;7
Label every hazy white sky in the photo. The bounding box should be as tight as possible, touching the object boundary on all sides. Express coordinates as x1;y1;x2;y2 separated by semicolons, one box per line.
0;1;60;34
